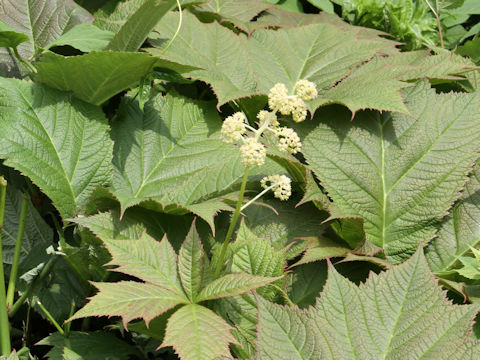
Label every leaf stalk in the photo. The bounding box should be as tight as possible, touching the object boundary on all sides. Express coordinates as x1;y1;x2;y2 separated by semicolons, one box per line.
0;177;11;355
6;196;29;308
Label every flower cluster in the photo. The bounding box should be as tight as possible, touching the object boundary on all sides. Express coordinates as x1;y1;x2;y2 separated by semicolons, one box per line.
261;174;292;201
268;79;317;123
219;80;317;201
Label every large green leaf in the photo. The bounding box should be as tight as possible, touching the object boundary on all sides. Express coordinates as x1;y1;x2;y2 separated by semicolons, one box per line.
161;304;236;360
300;82;480;263
110;91;244;223
0;78;113;218
34;52;188;105
255;249;480;359
149;12;258;107
69;281;187;326
0;0;92;77
426;163;480;274
105;0;177;52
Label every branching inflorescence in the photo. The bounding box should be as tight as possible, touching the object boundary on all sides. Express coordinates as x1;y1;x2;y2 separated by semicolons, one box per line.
220;80;318;202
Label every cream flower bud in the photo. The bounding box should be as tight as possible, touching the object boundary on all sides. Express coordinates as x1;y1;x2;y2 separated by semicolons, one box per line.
291;97;307;123
221;112;247;143
261;174;292;201
295;79;318;101
240;138;266;166
268;83;288;113
257;110;279;127
275;127;302;154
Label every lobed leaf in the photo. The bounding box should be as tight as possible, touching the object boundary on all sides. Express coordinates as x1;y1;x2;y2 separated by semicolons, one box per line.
256;249;480;359
300;82;480;263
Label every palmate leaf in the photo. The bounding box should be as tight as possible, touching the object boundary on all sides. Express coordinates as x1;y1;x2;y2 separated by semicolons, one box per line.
161;304;236;360
256;249;480;359
426;163;480;274
0;78;113;218
150;11;474;115
300;82;480;263
0;0;92;77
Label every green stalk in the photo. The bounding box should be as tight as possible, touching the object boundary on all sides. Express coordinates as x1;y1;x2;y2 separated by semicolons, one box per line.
6;196;29;308
36;299;64;335
214;166;250;278
10;47;37;74
9;255;57;318
0;177;11;355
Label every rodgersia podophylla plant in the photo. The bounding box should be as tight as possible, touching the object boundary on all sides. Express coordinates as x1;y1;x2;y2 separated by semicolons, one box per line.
215;80;317;277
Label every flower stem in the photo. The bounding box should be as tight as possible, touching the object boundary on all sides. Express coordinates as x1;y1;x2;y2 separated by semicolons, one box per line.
6;196;29;308
241;185;274;211
36;299;64;335
0;177;11;356
214;166;250;278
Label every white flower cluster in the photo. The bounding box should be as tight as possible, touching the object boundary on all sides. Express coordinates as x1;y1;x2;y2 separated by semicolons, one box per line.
268;80;317;123
219;80;316;202
275;127;302;154
220;112;247;144
240;138;267;166
261;174;292;201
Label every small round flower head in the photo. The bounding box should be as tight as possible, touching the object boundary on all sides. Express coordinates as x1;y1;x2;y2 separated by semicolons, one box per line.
291;97;308;123
275;127;302;154
295;80;318;101
268;83;288;113
257;110;279;128
261;174;292;200
221;112;247;144
240;138;266;166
